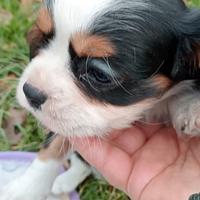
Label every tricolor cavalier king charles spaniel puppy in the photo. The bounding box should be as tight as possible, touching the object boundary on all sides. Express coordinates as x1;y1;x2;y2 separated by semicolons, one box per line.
1;0;200;199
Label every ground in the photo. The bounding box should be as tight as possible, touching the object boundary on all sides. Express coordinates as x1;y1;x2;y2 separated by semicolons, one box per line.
0;0;200;199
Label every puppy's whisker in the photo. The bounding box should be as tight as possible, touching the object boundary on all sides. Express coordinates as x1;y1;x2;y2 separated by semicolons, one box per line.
96;135;103;157
133;47;137;64
86;136;93;160
58;138;65;158
85;56;100;92
150;60;165;78
137;119;170;126
103;57;121;87
104;57;134;96
69;135;75;152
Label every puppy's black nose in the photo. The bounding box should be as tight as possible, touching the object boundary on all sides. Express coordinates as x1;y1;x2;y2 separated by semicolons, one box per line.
23;83;47;109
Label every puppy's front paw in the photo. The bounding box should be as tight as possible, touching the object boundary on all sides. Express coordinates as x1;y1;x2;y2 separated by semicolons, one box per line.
173;114;200;136
170;97;200;136
0;159;60;200
52;154;91;195
52;172;76;195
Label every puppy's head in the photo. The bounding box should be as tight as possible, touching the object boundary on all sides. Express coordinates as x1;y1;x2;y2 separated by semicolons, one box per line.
17;0;200;137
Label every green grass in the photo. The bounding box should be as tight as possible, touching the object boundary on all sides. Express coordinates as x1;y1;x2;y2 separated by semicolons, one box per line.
0;0;200;199
0;0;44;151
188;0;200;6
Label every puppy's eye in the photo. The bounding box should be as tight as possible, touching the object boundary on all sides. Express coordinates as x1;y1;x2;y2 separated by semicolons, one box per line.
88;68;112;84
79;59;115;87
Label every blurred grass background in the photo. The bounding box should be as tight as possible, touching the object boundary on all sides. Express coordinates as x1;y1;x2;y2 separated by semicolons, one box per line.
0;0;200;199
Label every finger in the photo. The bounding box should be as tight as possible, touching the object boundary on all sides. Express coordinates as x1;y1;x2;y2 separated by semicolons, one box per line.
128;127;178;199
109;126;147;155
107;124;163;155
72;137;132;190
135;122;164;138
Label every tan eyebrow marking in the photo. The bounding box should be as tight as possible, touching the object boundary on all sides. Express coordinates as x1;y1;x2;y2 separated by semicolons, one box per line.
71;32;116;57
152;75;173;91
37;8;53;33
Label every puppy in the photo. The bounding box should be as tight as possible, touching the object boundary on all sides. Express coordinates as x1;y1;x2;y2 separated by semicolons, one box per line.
2;0;200;199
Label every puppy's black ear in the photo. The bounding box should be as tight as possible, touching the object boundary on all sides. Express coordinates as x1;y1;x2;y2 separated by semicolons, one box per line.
172;8;200;81
26;24;44;60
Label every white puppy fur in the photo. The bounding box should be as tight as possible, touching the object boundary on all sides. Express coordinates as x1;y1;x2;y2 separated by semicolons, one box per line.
52;154;92;195
0;159;60;200
0;153;92;199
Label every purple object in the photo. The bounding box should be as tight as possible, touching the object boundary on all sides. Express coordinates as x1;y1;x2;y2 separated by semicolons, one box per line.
0;151;80;200
0;151;36;161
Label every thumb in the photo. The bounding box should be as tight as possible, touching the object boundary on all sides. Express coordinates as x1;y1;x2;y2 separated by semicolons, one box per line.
71;137;132;190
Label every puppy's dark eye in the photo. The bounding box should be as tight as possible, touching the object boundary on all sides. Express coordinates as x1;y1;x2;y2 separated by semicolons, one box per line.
79;59;115;87
88;68;112;84
71;57;121;91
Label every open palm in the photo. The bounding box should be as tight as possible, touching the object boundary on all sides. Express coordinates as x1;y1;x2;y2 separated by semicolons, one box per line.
73;124;200;200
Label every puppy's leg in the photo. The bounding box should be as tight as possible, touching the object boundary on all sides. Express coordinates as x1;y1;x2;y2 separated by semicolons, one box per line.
162;80;200;136
52;152;92;195
146;80;200;136
169;90;200;136
0;134;68;200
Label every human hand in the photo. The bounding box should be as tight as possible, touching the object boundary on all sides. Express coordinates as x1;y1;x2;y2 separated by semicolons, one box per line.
72;123;200;200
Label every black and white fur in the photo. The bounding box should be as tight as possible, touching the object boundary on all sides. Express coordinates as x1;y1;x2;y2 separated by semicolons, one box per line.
1;0;200;199
17;0;200;137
